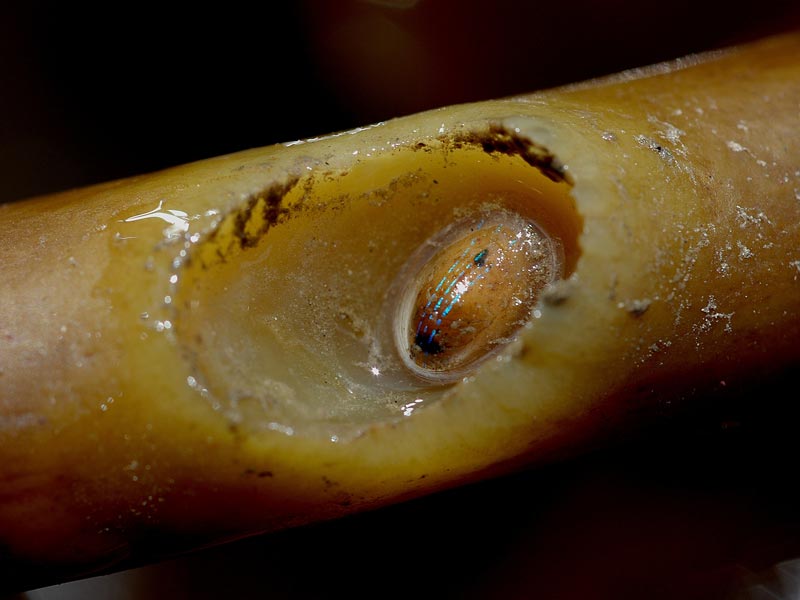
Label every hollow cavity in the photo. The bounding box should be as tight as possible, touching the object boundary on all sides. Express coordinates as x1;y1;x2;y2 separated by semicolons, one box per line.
175;134;582;439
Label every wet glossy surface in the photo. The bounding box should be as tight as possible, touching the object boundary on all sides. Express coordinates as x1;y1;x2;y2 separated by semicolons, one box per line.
397;210;561;380
2;3;800;596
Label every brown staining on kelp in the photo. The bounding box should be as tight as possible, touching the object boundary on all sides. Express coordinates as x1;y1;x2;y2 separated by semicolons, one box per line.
243;469;274;478
446;125;569;183
233;194;260;249
362;169;425;206
194;177;300;270
233;177;299;249
321;476;339;489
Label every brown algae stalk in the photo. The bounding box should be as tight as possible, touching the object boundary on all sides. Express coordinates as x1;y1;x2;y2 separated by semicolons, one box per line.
1;31;799;589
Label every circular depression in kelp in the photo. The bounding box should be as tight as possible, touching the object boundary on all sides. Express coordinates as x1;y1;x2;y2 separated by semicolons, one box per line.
174;138;582;439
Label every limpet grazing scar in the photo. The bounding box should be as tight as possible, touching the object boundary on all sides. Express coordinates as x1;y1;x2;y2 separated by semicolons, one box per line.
393;210;563;382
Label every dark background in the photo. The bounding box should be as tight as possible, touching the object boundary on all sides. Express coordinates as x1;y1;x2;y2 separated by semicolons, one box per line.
4;1;800;598
2;0;800;203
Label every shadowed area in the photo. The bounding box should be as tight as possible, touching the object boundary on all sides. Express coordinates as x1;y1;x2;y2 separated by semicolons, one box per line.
18;367;800;599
